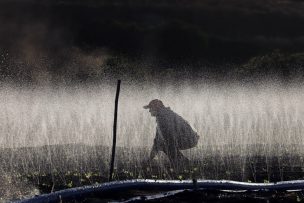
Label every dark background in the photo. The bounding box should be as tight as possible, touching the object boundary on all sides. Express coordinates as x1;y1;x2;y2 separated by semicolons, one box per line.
1;0;304;84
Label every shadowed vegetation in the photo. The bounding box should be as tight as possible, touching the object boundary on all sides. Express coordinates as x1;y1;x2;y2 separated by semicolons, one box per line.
1;0;304;84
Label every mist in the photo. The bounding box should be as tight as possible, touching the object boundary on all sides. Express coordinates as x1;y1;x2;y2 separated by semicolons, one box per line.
1;82;303;151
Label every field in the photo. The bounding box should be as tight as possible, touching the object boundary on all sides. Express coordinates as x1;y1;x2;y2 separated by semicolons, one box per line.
1;82;304;201
1;0;304;202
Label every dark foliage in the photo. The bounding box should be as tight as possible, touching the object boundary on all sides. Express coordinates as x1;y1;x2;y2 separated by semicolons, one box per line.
1;0;304;83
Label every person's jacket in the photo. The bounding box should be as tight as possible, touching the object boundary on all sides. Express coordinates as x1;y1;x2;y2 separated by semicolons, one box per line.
152;107;199;152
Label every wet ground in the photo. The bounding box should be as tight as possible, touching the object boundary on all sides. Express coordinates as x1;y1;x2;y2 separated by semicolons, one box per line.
40;188;304;203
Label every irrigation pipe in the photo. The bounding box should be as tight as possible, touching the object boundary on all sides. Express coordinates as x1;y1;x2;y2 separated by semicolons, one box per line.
15;179;304;203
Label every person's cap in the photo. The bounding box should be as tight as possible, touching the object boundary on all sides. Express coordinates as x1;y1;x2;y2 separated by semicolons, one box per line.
143;99;164;109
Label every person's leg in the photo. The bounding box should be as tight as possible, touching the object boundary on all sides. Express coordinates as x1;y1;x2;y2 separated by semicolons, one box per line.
175;149;190;168
163;147;189;170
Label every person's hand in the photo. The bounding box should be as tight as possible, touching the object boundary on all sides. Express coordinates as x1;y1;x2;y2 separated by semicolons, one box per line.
150;147;158;160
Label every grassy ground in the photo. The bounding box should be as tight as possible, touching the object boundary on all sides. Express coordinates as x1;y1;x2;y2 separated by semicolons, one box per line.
2;144;304;201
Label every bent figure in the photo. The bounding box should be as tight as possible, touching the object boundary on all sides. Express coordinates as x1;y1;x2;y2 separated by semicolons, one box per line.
143;99;199;168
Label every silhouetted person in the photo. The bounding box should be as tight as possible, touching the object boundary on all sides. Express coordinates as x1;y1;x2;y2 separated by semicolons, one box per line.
143;99;199;168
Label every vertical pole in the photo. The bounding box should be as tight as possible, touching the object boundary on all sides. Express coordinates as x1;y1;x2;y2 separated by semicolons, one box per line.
109;80;121;182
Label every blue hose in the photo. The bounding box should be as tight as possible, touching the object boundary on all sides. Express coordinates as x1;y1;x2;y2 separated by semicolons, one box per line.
14;179;304;203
